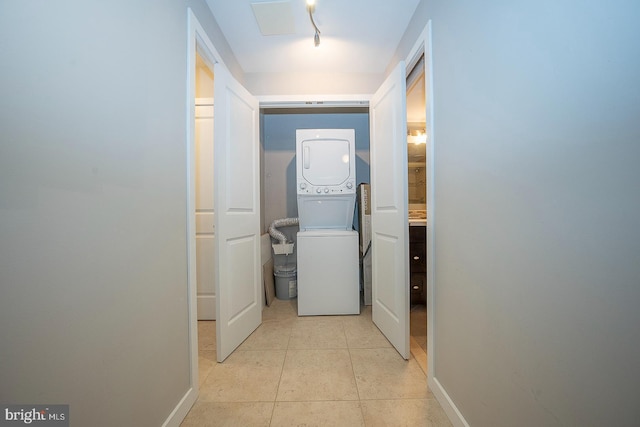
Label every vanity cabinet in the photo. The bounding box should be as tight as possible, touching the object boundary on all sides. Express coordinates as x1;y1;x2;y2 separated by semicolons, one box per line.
409;225;426;304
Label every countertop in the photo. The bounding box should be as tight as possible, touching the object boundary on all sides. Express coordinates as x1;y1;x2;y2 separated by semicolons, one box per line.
408;210;426;226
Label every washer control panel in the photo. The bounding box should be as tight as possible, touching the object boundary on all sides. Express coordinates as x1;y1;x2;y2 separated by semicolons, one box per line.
298;180;356;195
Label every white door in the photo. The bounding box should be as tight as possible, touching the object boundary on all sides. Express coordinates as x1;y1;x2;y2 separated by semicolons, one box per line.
213;64;262;362
370;61;410;359
195;100;216;320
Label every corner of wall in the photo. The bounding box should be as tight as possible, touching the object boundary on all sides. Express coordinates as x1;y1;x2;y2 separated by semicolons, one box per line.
428;376;470;427
385;0;429;77
187;0;246;83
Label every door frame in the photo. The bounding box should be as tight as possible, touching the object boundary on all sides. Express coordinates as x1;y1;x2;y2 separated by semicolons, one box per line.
404;20;434;377
163;8;227;427
405;21;465;424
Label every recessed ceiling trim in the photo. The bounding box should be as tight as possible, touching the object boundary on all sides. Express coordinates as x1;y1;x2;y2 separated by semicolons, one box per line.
257;94;371;108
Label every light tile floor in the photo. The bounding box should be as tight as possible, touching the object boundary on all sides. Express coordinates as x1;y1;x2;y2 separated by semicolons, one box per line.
182;299;451;427
410;304;428;376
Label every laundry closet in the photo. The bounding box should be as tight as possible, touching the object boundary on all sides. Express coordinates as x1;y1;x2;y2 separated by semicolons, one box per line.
256;59;428;364
260;108;371;311
196;45;420;361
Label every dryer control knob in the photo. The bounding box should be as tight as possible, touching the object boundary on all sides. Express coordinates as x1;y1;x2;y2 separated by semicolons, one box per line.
300;183;307;190
324;188;329;193
346;182;353;189
316;188;322;194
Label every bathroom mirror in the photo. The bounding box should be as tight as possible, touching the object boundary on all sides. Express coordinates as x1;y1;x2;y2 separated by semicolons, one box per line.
407;140;426;205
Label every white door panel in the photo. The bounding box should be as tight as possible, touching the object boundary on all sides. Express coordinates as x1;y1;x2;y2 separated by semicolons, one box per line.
195;105;214;210
370;61;410;359
196;235;216;319
195;212;215;232
195;101;215;320
214;64;261;362
196;236;216;295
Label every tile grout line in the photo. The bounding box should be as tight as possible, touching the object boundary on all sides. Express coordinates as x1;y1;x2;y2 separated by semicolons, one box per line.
342;315;368;426
187;303;440;426
268;312;295;426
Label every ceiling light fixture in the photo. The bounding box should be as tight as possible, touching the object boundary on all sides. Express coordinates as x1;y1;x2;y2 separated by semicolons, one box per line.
306;0;321;47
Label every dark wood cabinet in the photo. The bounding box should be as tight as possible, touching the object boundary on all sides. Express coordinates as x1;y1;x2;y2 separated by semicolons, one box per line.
409;225;426;304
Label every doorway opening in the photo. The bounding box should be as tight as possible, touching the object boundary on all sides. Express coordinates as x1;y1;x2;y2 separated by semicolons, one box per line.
406;54;428;375
193;50;218;388
167;8;226;425
194;52;215;322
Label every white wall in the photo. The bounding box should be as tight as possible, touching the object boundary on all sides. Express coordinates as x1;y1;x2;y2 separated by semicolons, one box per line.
0;1;239;426
393;1;640;426
245;72;383;96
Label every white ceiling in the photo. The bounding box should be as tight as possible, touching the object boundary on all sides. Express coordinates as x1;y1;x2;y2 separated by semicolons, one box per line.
205;0;421;74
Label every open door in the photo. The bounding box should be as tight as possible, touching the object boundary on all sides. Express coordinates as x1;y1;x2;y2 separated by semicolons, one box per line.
370;61;410;359
213;64;261;362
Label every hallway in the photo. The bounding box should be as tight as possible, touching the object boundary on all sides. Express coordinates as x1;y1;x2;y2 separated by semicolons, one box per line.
182;299;450;426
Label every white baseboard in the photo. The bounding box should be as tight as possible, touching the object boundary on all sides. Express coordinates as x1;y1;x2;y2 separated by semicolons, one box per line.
161;386;198;427
429;376;470;427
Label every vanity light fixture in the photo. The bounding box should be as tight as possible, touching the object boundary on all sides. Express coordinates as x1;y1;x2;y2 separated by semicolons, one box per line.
306;0;321;47
408;130;427;144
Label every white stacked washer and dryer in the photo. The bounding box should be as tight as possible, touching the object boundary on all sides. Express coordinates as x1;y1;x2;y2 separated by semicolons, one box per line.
296;129;360;316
